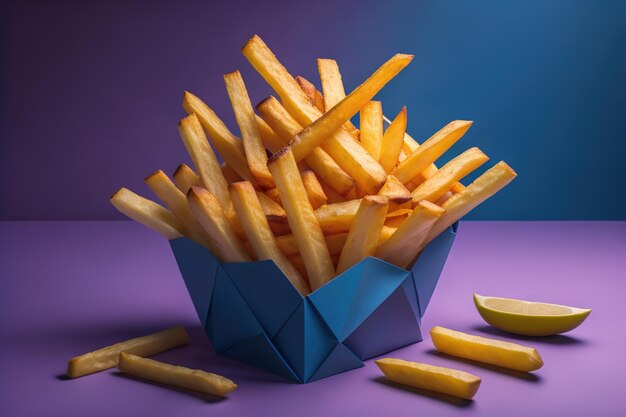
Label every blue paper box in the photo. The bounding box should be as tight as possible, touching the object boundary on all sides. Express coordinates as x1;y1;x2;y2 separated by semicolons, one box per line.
169;223;457;383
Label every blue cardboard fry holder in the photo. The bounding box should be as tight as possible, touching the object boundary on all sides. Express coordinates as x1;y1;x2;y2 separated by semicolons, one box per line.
169;223;457;383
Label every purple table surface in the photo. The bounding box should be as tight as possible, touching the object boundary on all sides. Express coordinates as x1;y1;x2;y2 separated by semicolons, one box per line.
1;221;624;417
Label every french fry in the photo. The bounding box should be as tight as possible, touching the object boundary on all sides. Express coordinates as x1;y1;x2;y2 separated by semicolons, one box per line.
379;107;407;173
67;326;189;378
230;181;310;295
257;96;355;194
360;101;383;160
182;91;255;183
187;186;251;262
265;187;281;204
393;120;473;184
242;35;397;194
267;147;335;290
145;170;213;248
411;147;489;204
315;199;361;234
319;180;347;203
269;220;291;236
384;214;408;229
287;254;309;283
110;188;184;239
256;191;287;223
301;171;328;209
377;175;412;204
379;225;397;245
317;58;360;138
117;352;237;397
255;114;287;153
221;163;243;184
386;208;413;218
275;232;348;257
178;114;236;225
295;76;325;112
375;201;445;269
434;191;454;206
424;161;517;245
224;71;274;188
337;196;389;274
173;163;202;194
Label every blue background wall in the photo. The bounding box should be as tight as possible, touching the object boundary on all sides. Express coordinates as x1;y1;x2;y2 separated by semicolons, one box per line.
1;0;624;220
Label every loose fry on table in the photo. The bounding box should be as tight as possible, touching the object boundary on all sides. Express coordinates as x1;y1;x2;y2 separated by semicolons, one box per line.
117;352;237;397
242;35;396;194
187;186;251;262
301;170;328;209
257;96;355;195
182;91;254;183
360;101;384;160
67;326;189;378
430;326;543;372
337;196;389;274
376;358;481;400
377;175;412;204
393;120;473;184
256;191;287;223
178;113;236;223
230;181;310;295
315;199;361;234
267;147;335;290
317;58;360;137
145;170;213;248
424;161;517;245
173;163;202;195
110;188;184;239
411;147;489;204
379;107;407;173
375;201;445;269
295;76;325;112
224;70;274;188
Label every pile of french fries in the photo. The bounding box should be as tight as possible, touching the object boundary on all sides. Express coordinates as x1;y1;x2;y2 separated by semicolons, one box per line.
111;35;516;296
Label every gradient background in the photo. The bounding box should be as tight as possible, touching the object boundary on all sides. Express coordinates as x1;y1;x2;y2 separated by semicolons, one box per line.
1;0;625;220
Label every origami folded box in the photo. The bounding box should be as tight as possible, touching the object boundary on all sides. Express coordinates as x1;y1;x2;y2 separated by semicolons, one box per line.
169;223;457;383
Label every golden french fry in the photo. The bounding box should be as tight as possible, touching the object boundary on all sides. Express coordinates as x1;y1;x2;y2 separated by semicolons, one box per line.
67;326;189;378
110;188;184;239
411;147;489;204
256;191;287;223
224;71;274;188
242;35;393;194
230;181;310;295
187;186;251;262
182;91;255;184
393;120;473;184
317;58;360;138
379;107;407;173
117;352;237;397
376;358;481;400
375;201;445;268
377;175;412;204
337;196;389;274
145;170;213;248
275;232;348;257
379;225;397;244
319;180;347;204
257;96;355;194
384;215;407;229
296;76;325;112
269;220;291;236
301;171;328;209
221;162;243;184
178;113;236;224
267;147;335;290
315;198;361;234
360;101;383;160
434;191;454;206
424;161;517;245
173;163;202;195
255;114;287;153
264;187;282;204
386;208;413;218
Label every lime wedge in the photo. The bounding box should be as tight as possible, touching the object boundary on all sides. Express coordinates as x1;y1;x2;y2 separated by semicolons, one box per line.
474;294;591;336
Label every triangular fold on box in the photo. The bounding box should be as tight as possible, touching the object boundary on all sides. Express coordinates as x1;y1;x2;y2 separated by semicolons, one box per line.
206;267;266;353
343;283;422;360
400;276;421;323
307;343;364;383
410;223;457;317
272;299;337;382
307;262;366;339
225;260;303;338
221;333;300;383
340;257;410;339
169;238;219;326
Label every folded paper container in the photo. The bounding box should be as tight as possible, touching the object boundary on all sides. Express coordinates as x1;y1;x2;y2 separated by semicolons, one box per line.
169;222;458;383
